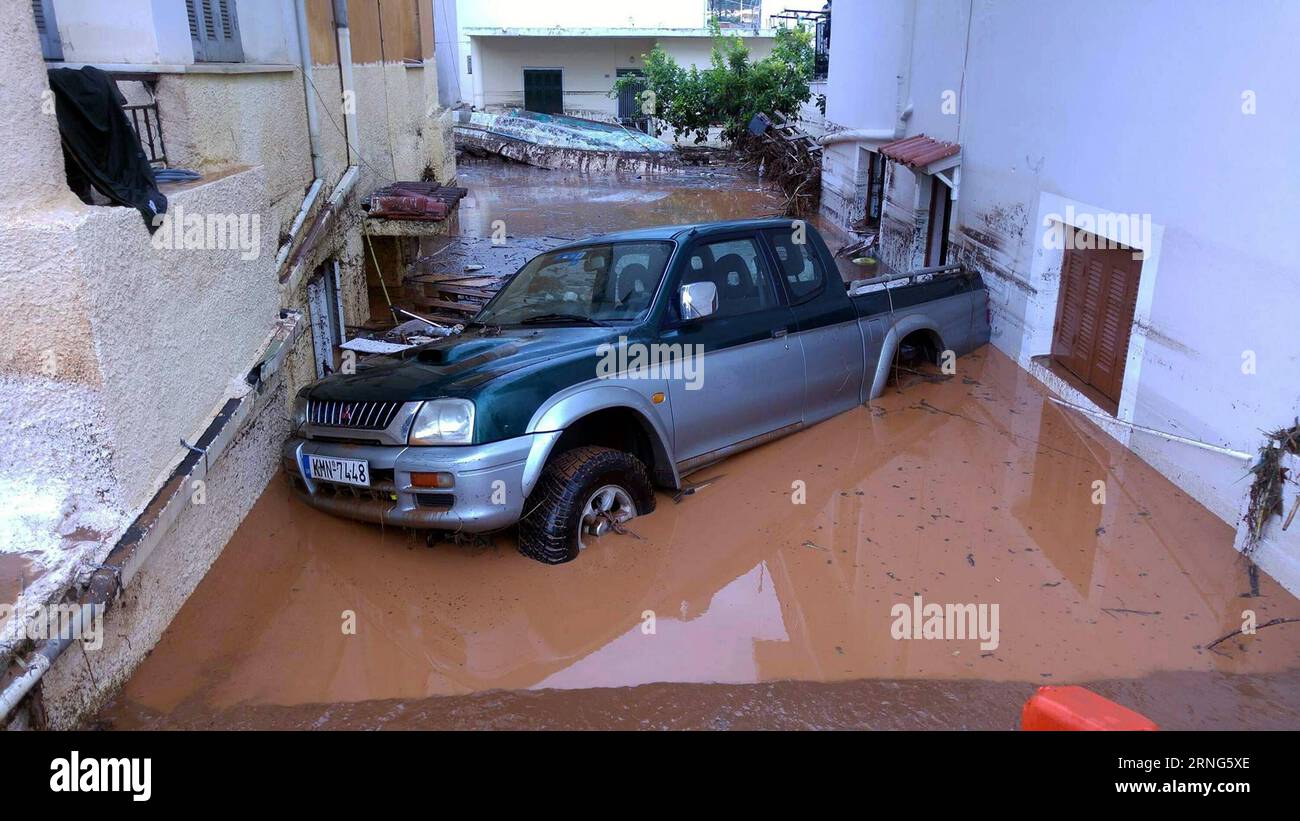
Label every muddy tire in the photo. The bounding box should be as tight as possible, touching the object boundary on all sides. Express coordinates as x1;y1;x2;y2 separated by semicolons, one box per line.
517;446;656;565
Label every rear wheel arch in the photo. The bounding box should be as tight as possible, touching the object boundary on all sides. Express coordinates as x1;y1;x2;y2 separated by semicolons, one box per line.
869;317;946;399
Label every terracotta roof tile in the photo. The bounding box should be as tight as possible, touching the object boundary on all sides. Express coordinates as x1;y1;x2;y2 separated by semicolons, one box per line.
879;134;960;169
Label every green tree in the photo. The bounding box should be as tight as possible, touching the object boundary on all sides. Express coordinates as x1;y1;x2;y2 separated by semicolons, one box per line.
615;23;815;145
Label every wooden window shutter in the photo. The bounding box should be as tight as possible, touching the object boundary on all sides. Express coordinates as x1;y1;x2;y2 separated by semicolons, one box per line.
32;0;63;60
187;0;244;63
1051;232;1142;406
1052;245;1088;373
1088;250;1141;402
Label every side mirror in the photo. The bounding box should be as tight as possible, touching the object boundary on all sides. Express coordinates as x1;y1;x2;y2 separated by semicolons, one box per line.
679;281;717;320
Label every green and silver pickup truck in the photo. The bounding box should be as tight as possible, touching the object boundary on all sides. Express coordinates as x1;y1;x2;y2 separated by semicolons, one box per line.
284;218;990;563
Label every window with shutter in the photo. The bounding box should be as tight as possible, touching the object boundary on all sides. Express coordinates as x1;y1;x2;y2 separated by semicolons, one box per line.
1051;230;1142;407
186;0;244;63
32;0;63;61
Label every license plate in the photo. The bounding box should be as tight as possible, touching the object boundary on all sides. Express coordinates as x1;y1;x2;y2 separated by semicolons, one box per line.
306;455;370;487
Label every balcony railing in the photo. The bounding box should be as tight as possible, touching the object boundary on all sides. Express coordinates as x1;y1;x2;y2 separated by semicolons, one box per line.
109;72;169;168
709;0;762;33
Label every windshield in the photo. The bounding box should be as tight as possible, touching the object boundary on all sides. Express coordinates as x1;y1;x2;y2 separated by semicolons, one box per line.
475;241;673;326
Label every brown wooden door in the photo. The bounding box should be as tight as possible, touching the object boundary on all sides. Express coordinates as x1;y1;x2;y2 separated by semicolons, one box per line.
1051;233;1141;405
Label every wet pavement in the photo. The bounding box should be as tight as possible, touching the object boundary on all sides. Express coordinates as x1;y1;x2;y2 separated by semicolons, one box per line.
98;349;1300;729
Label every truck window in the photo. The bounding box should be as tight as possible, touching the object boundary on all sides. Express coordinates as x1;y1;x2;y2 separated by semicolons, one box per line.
677;237;778;320
478;241;673;325
765;228;825;301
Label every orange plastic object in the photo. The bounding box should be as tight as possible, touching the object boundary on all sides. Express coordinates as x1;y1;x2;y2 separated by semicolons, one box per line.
1020;686;1159;731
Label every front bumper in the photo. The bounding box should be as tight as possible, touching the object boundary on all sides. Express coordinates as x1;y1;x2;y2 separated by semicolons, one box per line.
282;431;558;532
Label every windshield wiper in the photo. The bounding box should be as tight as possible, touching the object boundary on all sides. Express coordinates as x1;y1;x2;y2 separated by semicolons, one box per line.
518;313;609;327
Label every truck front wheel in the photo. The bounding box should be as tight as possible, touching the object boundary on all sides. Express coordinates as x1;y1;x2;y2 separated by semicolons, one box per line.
517;446;656;564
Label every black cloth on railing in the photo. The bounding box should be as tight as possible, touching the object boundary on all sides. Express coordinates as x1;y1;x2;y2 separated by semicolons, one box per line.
47;66;166;232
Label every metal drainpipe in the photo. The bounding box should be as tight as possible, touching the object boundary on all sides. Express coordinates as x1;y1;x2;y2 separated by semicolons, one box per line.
818;128;899;147
280;0;361;284
274;0;329;272
296;0;325;179
333;0;357;167
817;1;917;148
0;576;114;723
896;0;917;135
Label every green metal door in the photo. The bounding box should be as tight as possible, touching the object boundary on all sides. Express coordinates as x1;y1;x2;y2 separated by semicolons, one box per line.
523;69;563;114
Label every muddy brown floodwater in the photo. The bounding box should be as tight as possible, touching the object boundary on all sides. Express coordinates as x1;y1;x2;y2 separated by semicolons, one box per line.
0;553;40;610
453;157;792;239
417;159;864;288
99;346;1300;730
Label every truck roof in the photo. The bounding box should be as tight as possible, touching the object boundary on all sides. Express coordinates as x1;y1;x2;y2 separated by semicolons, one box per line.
552;217;804;249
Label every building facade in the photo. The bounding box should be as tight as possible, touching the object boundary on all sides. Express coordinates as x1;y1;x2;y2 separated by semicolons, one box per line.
437;0;825;125
0;0;454;728
817;0;1300;591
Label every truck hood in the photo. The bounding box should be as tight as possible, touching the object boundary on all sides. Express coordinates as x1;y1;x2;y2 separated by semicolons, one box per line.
306;325;622;403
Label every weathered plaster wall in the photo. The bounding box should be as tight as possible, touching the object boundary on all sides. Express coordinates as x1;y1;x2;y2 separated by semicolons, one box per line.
0;167;280;558
79;167;280;514
40;379;290;729
0;0;79;208
157;70;314;230
1;0;276;649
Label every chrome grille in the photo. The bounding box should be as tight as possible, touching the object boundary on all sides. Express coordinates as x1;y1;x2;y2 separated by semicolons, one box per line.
307;399;402;431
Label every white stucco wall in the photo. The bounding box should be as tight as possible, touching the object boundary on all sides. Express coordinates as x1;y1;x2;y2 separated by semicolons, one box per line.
50;0;180;64
49;0;295;66
820;0;1300;587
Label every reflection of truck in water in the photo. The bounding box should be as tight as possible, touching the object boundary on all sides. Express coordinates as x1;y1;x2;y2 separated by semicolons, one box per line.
283;219;991;564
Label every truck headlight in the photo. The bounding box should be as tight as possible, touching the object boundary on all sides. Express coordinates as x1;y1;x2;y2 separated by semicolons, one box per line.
292;394;309;430
408;399;475;445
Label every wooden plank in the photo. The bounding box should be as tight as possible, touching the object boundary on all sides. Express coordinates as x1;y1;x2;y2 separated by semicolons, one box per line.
428;284;497;299
396;0;423;61
346;0;384;64
410;274;502;287
408;298;479;314
420;0;434;60
306;0;338;66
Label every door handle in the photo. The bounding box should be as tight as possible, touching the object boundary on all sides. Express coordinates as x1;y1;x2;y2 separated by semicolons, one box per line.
772;328;789;339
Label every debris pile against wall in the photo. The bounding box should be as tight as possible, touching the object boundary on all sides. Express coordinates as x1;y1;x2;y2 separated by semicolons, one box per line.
737;114;821;218
1244;422;1300;554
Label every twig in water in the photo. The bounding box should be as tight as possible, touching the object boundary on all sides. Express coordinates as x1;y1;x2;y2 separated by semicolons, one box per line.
1205;617;1300;653
1100;607;1161;618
